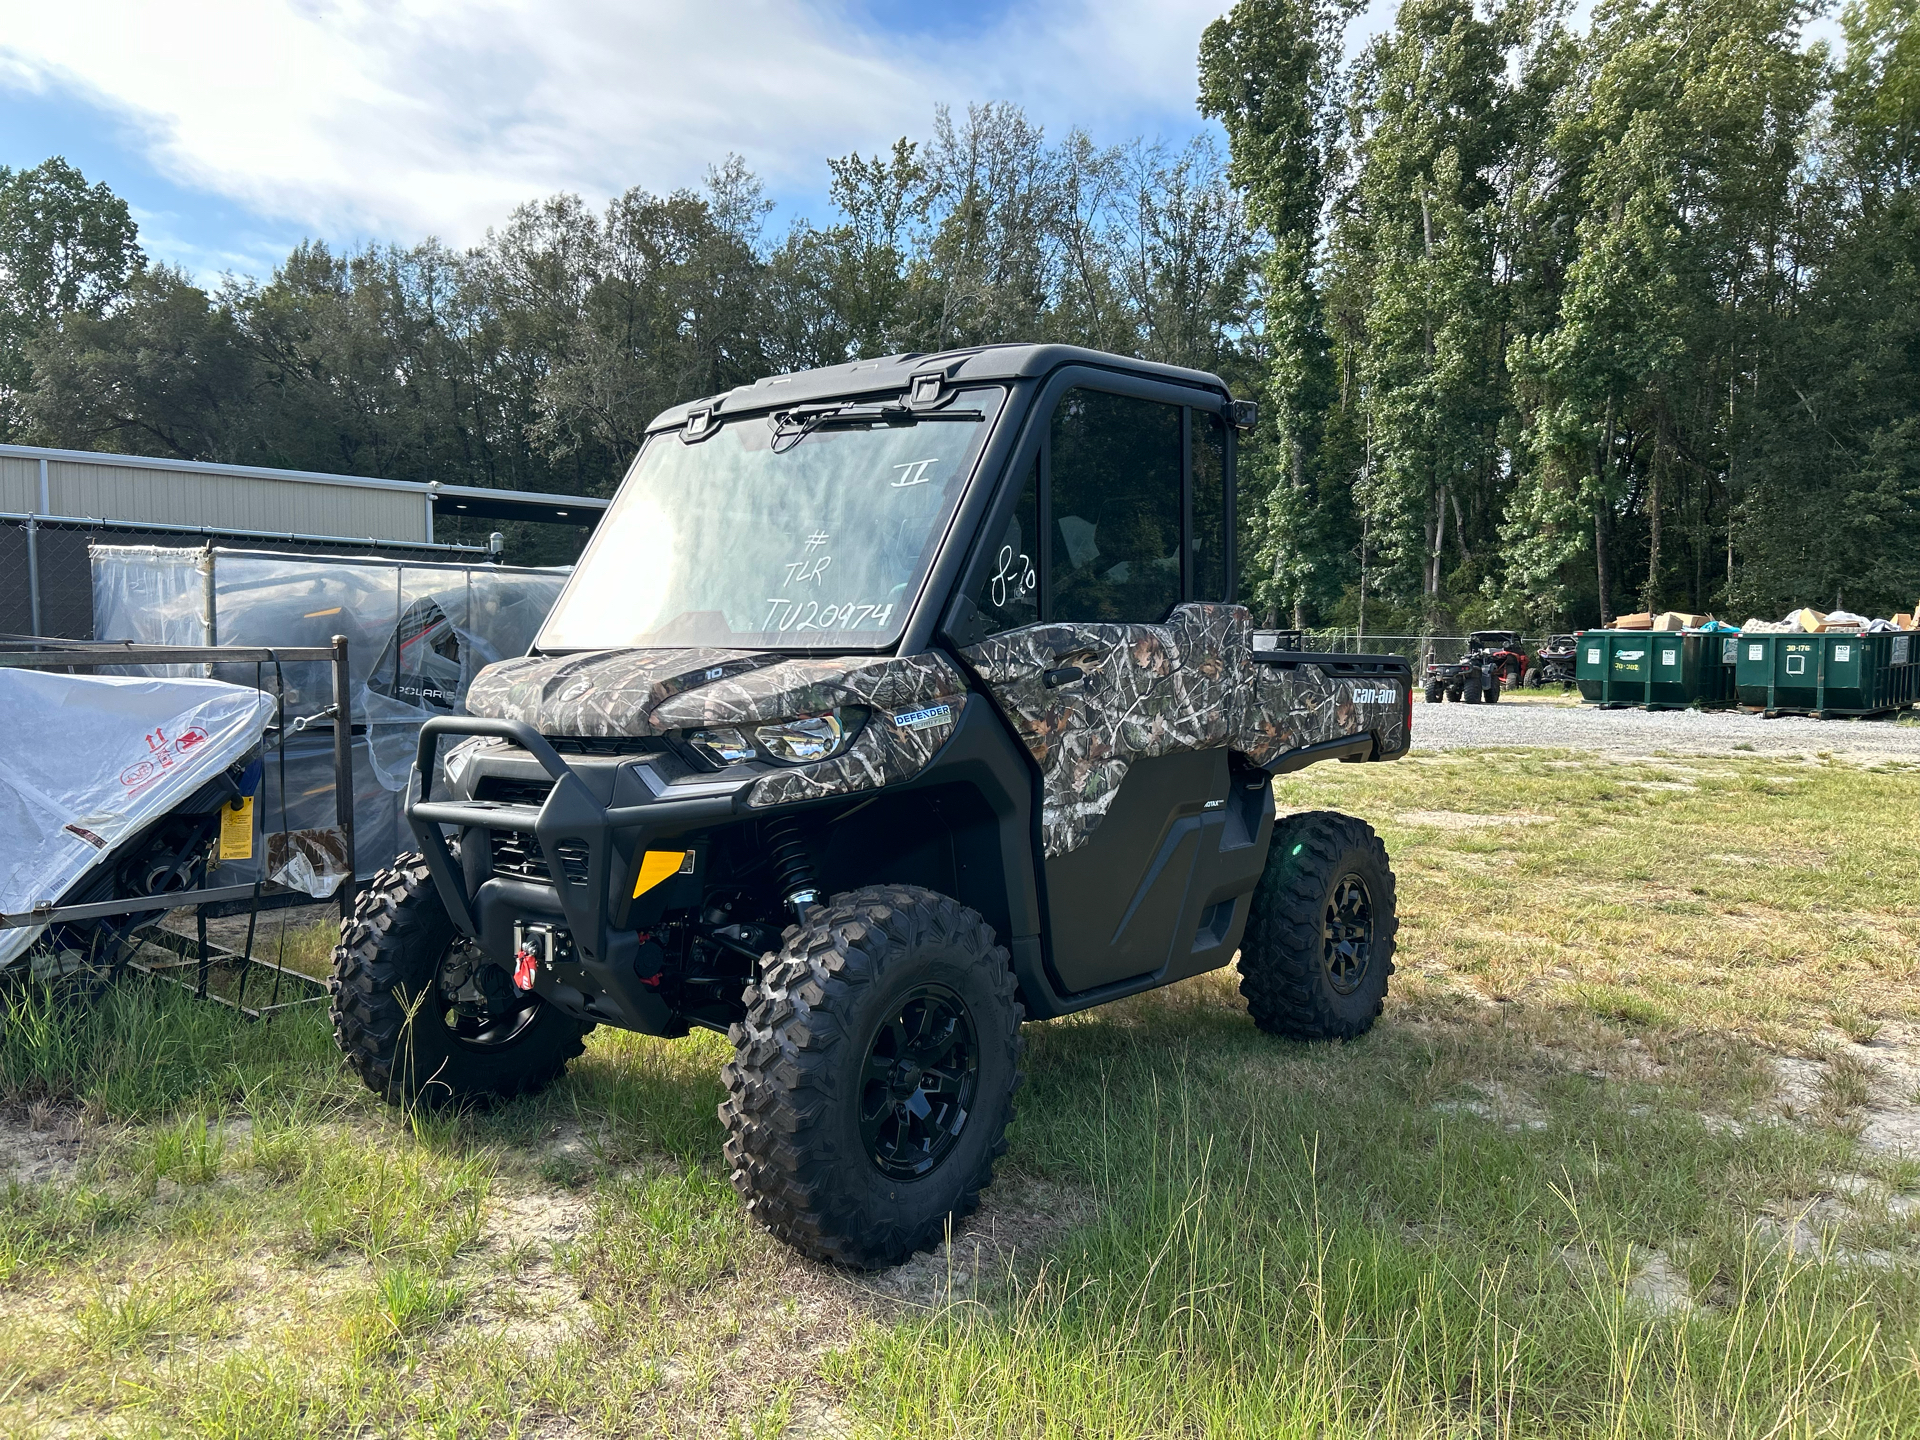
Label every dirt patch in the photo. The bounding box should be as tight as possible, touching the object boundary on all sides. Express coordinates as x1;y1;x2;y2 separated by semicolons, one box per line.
1395;811;1558;830
1772;1024;1920;1156
462;1186;597;1355
0;1104;86;1186
1432;1081;1551;1131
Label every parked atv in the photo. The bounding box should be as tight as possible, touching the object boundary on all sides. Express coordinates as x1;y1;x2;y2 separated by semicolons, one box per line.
1423;630;1526;704
332;344;1412;1269
1525;634;1577;688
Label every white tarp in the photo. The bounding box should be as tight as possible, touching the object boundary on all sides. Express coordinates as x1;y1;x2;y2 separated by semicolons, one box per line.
0;669;273;968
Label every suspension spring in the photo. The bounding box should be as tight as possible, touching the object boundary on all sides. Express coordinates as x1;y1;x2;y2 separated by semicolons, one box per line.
764;819;821;922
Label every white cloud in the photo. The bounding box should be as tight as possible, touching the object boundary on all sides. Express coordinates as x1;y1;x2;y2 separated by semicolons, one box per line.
1;0;1228;245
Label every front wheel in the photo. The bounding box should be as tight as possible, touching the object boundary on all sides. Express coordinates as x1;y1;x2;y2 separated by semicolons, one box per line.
1524;667;1541;689
1484;675;1502;703
331;857;593;1106
721;886;1023;1269
1239;811;1397;1039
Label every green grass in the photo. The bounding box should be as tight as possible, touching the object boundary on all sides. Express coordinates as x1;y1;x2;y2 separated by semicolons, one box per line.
1;750;1917;1436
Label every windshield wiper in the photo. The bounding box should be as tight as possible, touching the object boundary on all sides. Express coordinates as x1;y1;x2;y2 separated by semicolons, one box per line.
768;402;984;453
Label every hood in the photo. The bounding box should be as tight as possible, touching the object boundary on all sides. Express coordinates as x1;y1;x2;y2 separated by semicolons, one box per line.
466;647;969;738
464;648;782;737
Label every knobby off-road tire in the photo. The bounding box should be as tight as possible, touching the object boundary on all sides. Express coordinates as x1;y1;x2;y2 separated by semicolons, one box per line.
331;855;592;1106
1462;670;1483;703
1239;811;1398;1040
1424;681;1444;705
1484;674;1502;703
720;885;1024;1269
1524;667;1541;689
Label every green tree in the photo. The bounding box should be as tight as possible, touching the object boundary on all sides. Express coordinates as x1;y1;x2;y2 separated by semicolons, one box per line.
1200;0;1355;625
0;157;143;441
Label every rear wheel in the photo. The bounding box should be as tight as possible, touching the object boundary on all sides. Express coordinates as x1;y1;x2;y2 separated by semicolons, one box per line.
721;885;1023;1269
331;856;592;1106
1240;812;1397;1039
1462;671;1483;703
1424;681;1444;704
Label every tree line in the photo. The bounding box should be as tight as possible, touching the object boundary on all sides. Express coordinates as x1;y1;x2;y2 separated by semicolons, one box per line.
1;0;1914;624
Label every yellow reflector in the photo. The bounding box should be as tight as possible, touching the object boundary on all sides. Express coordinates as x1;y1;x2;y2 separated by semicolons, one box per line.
633;850;689;898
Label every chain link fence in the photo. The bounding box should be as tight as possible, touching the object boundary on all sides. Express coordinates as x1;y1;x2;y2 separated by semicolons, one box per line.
1301;631;1564;669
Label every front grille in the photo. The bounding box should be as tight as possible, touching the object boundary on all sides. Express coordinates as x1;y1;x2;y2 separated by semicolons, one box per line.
475;776;555;807
489;829;550;882
554;840;590;887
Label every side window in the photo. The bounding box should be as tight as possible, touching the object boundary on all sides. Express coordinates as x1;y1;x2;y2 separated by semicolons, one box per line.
1049;389;1182;624
1192;412;1227;601
973;455;1039;635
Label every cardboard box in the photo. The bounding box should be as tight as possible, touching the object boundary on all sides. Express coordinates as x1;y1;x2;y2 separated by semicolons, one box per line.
1612;611;1654;630
1892;614;1915;630
1653;611;1711;631
1786;607;1828;632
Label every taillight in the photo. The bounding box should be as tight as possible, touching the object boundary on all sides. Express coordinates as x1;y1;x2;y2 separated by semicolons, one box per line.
1404;678;1414;741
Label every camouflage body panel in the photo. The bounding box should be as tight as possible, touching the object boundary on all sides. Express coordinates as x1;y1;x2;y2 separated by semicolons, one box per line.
465;647;968;807
645;652;971;811
465;648;778;737
963;603;1406;857
961;604;1245;857
1236;657;1407;769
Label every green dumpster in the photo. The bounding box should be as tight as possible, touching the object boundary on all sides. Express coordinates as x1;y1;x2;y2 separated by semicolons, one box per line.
1733;631;1919;716
1577;630;1736;708
1575;631;1651;706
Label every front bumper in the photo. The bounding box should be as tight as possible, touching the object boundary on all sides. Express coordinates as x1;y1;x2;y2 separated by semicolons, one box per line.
408;716;748;1031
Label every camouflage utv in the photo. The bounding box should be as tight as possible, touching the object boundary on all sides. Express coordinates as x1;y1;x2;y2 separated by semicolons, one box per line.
331;344;1412;1268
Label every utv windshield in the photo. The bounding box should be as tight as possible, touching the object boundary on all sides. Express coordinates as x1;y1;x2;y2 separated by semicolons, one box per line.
536;388;1006;652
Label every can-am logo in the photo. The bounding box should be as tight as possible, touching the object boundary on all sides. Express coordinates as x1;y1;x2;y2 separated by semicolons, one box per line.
1349;687;1398;705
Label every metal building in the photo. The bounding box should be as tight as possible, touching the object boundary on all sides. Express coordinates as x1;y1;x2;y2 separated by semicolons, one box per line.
0;443;606;638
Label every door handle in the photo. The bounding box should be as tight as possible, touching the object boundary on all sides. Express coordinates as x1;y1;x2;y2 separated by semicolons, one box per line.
1043;666;1085;689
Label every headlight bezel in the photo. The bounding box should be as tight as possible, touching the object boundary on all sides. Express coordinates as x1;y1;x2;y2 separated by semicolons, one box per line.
679;707;862;771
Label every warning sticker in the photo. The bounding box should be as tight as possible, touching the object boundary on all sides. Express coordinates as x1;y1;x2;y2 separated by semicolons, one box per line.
219;797;255;860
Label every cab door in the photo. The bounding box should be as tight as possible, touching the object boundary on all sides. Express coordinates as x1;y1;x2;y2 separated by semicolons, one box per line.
957;381;1251;995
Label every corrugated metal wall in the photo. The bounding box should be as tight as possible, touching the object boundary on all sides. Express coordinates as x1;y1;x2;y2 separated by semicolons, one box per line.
0;446;431;543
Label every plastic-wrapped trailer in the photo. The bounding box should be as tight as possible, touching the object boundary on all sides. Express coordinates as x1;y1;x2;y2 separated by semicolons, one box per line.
0;638;355;1019
90;546;568;883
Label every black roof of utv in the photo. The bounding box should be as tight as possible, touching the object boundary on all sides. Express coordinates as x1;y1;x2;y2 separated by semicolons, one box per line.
646;344;1235;433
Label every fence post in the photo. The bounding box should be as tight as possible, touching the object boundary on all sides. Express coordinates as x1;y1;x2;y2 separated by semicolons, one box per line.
24;515;40;638
331;635;357;917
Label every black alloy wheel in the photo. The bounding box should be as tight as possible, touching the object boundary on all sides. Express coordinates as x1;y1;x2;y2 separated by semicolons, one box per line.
859;983;979;1179
332;856;593;1106
1239;810;1397;1040
1321;875;1374;996
437;935;543;1050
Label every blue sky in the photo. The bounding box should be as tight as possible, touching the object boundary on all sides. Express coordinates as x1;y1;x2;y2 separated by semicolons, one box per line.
0;0;1842;285
0;0;1250;281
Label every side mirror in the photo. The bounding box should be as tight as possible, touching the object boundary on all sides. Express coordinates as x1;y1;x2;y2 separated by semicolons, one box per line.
1226;399;1258;431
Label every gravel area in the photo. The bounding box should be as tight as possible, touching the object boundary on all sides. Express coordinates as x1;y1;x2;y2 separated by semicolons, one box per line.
1412;698;1920;757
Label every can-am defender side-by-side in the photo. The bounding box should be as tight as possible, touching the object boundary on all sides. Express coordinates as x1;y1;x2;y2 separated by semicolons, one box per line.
331;344;1412;1268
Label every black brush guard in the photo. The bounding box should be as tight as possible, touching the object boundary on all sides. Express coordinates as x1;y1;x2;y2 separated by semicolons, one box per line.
407;716;744;1032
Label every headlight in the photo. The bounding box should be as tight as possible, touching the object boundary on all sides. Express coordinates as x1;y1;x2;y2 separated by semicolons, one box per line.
755;713;846;763
687;727;756;766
